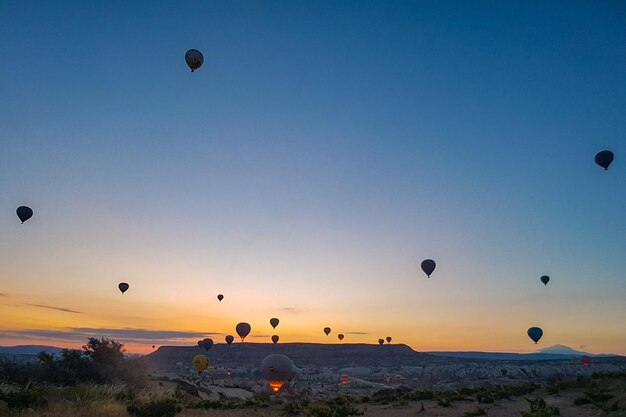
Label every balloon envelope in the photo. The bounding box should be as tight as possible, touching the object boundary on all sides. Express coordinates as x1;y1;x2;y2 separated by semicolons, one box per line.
581;355;591;366
192;354;208;373
225;335;234;346
594;150;614;170
236;322;251;341
270;318;279;329
378;339;384;345
201;338;213;351
386;337;392;343
421;259;436;277
185;49;204;72
217;294;224;302
540;275;550;286
338;334;344;341
323;327;331;336
118;282;129;294
271;335;279;344
259;354;296;381
527;327;543;344
16;206;33;224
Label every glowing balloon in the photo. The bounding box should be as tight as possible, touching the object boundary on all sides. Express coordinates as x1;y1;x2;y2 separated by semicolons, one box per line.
185;49;204;72
324;327;331;336
421;259;436;277
270;318;279;329
118;282;129;294
271;335;279;344
338;334;344;341
225;335;234;346
581;355;591;367
594;150;614;170
16;206;33;224
192;354;208;373
259;354;296;393
236;322;251;341
217;294;224;302
540;275;550;286
527;327;543;344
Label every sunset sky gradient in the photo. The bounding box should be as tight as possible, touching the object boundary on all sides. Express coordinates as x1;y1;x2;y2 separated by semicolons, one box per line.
1;1;625;354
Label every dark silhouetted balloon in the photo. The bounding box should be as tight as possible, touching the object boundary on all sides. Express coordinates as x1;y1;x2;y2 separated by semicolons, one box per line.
201;338;213;351
540;275;550;286
386;337;392;344
236;322;251;341
270;318;279;329
338;334;344;341
527;327;543;344
217;294;224;302
192;354;208;373
378;338;384;345
185;49;204;72
118;282;129;294
323;327;331;336
594;150;614;170
421;259;436;277
16;206;33;224
581;355;590;367
152;345;156;349
259;354;296;392
271;335;279;344
225;335;234;346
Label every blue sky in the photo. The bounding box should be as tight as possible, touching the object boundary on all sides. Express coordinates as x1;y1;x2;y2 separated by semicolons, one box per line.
0;1;624;353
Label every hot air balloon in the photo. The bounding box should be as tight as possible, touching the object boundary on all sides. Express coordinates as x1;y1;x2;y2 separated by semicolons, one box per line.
527;327;543;344
272;335;279;344
340;374;348;384
594;150;614;170
270;318;279;329
152;345;156;349
185;49;204;72
338;334;344;341
378;339;384;345
236;322;251;341
225;335;234;346
118;282;129;294
16;206;33;224
386;337;392;344
581;355;591;367
226;368;232;376
540;275;550;286
201;338;213;351
259;354;296;393
217;294;224;302
324;327;331;336
192;354;208;373
421;259;436;277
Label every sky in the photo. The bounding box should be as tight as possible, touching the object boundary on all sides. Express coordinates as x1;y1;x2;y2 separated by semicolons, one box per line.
0;1;625;355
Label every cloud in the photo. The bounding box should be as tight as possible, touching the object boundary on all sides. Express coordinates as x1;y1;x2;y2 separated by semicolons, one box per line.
0;327;218;344
25;304;83;314
346;331;368;335
0;293;7;297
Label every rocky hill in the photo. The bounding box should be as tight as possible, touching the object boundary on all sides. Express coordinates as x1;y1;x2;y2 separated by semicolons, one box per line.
140;343;438;372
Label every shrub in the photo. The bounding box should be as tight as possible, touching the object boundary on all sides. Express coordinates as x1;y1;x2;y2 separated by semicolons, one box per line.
127;398;182;417
520;398;559;417
284;399;309;415
0;387;48;410
465;407;487;416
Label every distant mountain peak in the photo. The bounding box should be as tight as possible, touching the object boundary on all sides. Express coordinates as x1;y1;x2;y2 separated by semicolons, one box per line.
537;345;589;356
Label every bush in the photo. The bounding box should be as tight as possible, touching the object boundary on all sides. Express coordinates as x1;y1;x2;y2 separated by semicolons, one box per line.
284;399;309;415
520;398;559;417
307;396;363;417
127;398;182;417
0;387;48;410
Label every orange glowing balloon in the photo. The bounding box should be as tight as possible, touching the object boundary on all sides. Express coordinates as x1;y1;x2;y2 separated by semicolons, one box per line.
268;380;284;392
